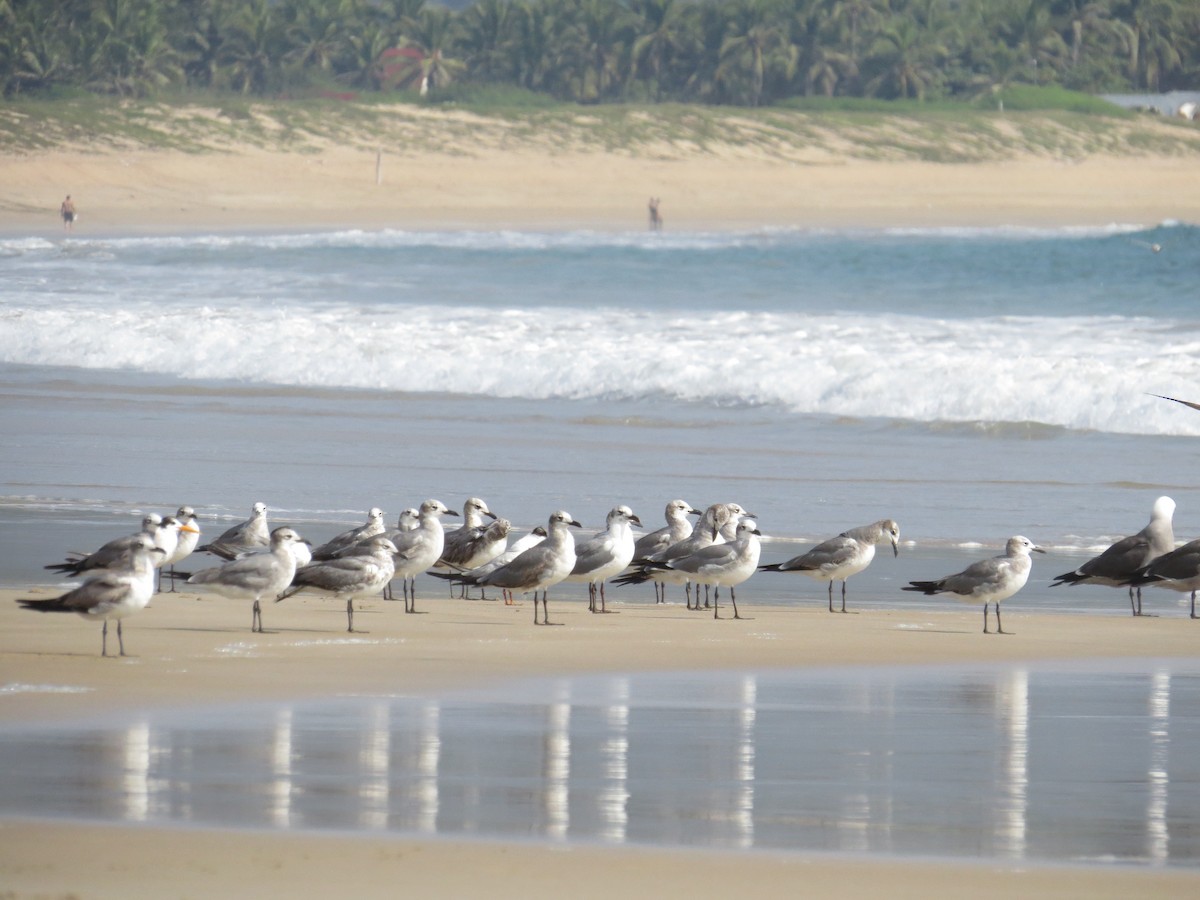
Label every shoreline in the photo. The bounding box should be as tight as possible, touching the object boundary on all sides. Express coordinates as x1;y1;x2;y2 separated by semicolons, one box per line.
3;589;1197;725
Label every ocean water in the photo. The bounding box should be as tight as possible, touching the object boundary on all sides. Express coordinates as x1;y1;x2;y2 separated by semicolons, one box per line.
2;222;1200;612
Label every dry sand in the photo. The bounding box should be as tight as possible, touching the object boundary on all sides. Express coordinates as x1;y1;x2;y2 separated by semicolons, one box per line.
2;144;1199;234
2;587;1199;898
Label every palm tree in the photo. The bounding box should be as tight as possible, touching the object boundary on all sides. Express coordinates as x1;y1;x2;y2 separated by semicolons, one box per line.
717;0;793;106
342;19;400;90
824;0;886;90
86;0;182;96
629;0;686;100
457;0;517;83
559;0;635;102
220;0;285;95
396;6;464;95
1125;0;1183;89
863;15;948;99
283;0;358;78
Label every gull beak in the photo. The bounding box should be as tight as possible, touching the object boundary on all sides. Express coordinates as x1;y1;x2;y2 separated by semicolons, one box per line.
892;539;900;558
446;510;460;517
630;515;643;527
485;511;497;520
689;508;702;516
1032;545;1046;554
180;523;200;534
570;519;582;529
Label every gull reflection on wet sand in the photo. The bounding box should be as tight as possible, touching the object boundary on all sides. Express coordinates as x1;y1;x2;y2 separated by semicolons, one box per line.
2;661;1197;866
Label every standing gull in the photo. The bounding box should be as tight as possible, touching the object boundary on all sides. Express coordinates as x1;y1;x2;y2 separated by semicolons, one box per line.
187;527;306;632
565;505;642;613
437;497;499;569
630;499;701;603
162;506;201;592
434;524;544;604
628;503;754;610
197;502;270;560
1125;539;1200;619
380;499;456;613
310;507;386;561
446;511;581;625
1050;496;1175;616
277;535;398;633
45;513;163;579
617;518;763;620
903;536;1045;634
18;535;164;656
759;519;900;613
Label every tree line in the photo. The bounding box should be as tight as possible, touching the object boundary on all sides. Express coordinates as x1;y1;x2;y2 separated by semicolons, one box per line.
3;0;1198;106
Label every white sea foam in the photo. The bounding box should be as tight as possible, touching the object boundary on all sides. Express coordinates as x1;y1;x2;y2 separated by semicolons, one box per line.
2;298;1198;436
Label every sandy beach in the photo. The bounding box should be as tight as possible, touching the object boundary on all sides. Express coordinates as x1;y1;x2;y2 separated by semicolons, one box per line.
3;141;1200;234
4;105;1200;894
3;587;1200;898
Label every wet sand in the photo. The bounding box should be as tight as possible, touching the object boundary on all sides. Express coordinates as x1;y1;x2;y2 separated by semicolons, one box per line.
2;588;1199;897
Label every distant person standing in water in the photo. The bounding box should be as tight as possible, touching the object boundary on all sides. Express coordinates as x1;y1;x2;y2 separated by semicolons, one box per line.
648;197;662;232
60;195;76;231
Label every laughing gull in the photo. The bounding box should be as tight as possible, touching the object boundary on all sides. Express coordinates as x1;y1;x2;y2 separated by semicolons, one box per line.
198;502;270;560
1051;496;1175;616
310;508;386;561
438;500;505;566
618;518;761;619
565;505;642;613
19;534;164;656
625;503;754;610
759;519;900;613
278;535;398;632
380;499;456;613
1125;538;1200;618
446;511;581;625
44;513;163;579
903;536;1045;634
631;499;701;603
187;527;306;632
434;524;544;604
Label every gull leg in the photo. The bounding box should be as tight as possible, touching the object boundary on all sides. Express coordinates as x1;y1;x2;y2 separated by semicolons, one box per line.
117;620;126;656
1192;590;1197;620
731;586;742;620
828;581;834;613
347;599;355;633
995;602;1009;635
982;602;990;634
840;581;848;614
101;620;109;657
713;586;720;620
253;599;262;633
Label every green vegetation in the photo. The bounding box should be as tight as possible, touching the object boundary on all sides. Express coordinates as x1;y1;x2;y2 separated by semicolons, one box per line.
2;0;1198;107
3;91;1199;162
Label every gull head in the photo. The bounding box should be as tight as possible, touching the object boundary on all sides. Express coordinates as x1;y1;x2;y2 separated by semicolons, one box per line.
550;510;582;530
883;519;901;557
1007;535;1045;557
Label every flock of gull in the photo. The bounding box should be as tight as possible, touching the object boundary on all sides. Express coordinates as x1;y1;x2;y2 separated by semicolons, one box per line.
15;493;1199;656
